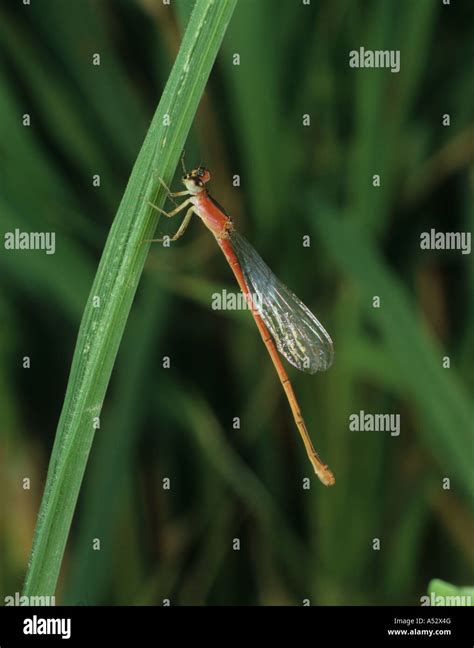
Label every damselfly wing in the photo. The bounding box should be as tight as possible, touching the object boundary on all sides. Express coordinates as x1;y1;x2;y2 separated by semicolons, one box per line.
229;229;334;374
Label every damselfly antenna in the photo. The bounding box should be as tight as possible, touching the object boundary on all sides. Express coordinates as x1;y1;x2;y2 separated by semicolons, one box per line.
180;151;187;174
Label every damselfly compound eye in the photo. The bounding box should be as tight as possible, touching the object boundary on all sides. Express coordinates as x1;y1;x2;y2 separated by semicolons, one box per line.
195;167;211;183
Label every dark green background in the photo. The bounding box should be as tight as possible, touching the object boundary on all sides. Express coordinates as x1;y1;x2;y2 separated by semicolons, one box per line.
1;0;473;605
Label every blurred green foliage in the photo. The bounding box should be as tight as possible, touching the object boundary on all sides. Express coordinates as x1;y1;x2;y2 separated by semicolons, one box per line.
0;0;473;605
427;579;474;605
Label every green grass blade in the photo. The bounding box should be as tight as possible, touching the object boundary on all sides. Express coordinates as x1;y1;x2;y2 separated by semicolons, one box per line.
63;283;168;604
22;0;238;598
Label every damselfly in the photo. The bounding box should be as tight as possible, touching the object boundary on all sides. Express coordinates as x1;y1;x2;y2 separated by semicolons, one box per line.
150;165;335;486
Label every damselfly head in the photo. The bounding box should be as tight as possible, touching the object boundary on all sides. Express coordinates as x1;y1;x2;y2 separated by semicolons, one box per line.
182;166;210;193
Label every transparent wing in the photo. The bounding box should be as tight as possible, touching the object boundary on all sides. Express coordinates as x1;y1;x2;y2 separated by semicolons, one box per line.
229;229;334;373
